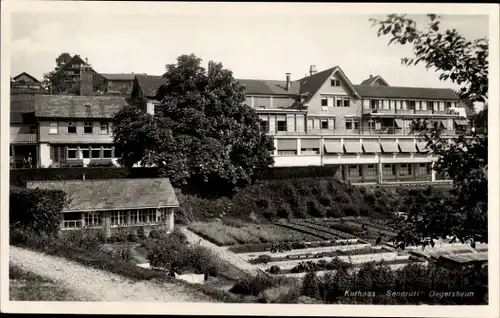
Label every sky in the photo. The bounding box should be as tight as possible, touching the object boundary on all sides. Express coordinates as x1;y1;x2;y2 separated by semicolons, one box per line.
10;10;488;91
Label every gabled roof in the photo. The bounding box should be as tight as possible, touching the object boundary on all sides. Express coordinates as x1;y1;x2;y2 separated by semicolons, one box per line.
33;95;127;119
298;66;361;104
360;75;389;86
27;178;179;212
13;72;40;83
11;94;38;112
54;55;87;76
353;85;460;100
135;74;168;98
101;73;146;81
236;79;300;95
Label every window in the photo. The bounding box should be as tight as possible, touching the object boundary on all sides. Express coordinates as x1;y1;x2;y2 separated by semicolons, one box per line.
427;101;435;110
321;97;328;106
330;79;341;87
301;148;320;155
348;165;361;177
91;145;101;159
138;209;148;223
345;119;359;130
49;122;59;134
103;146;113;159
383;164;396;176
407;101;416;110
67;122;77;134
336;98;342;107
260;120;269;132
400;164;412;176
371;100;380;109
419;163;428;175
100;121;109;134
321;119;329;129
67;147;78;159
343;98;350;107
148;209;158;223
445;102;452;109
29;126;37;134
277;119;287;132
81;146;90;159
327;97;334;107
110;211;129;226
159;208;169;222
84;212;102;227
368;120;376;130
365;164;377;176
84;121;93;134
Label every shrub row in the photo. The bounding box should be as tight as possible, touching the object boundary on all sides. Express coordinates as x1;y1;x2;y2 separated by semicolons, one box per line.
10;186;66;235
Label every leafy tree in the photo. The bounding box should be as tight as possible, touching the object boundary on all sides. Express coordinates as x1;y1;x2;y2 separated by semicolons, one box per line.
370;14;488;246
113;54;275;195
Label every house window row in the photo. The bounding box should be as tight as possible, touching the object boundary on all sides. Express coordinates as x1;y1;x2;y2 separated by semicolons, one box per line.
110;209;158;227
321;95;350;108
366;99;458;111
49;121;111;135
64;144;117;160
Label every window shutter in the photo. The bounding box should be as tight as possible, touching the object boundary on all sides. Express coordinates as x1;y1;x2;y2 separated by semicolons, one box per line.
421;101;427;110
402;100;407;110
314;119;320;129
328;118;335;130
50;145;54;160
382;100;389;109
269;115;276;132
307;119;313;130
286;114;295;132
277;139;297;150
396;100;401;110
439;101;445;111
363;99;370;109
301;139;320;148
296;115;305;132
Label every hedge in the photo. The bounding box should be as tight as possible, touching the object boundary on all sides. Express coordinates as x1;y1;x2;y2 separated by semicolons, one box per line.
10;166;340;187
10;186;66;235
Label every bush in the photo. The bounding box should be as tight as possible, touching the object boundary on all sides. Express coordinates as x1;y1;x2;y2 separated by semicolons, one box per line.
248;254;272;265
268;265;281;274
10;186;66;236
127;232;139;242
230;275;283;296
137;227;147;240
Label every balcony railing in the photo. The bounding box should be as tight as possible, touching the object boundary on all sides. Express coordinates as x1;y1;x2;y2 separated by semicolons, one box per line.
10;133;37;143
367;108;460;116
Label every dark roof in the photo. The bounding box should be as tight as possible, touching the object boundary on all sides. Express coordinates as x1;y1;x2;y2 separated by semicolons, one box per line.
101;73;146;81
135;74;167;98
440;252;488;264
13;72;40;83
27;178;179;212
33;95;127;119
298;66;360;104
11;94;38;112
236;79;300;95
54;55;87;76
360;75;389;86
353;85;460;100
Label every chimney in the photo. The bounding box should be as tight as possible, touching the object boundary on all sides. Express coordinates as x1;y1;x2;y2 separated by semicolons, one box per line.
369;74;373;78
309;65;317;76
285;73;291;91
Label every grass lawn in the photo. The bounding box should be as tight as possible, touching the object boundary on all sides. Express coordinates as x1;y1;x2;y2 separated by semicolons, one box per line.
9;265;84;301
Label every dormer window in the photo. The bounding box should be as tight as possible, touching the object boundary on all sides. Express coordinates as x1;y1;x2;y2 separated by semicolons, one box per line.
330;79;341;87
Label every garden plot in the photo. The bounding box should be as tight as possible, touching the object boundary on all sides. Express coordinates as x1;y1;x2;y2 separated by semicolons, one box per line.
188;221;320;246
276;219;358;240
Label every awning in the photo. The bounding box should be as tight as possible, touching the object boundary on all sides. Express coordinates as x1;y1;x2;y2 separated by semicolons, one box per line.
343;140;362;153
440;120;447;128
276;139;297;150
362;141;381;153
380;140;399;153
394;118;404;128
301;139;320;149
454;119;469;126
399;141;417;153
324;140;343;154
416;141;429;153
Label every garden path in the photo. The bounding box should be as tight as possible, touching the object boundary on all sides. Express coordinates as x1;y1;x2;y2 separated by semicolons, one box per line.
180;227;264;277
9;246;215;302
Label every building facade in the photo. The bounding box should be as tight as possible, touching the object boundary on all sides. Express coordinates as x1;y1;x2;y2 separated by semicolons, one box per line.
237;65;476;183
101;73;146;96
33;95;127;167
27;178;178;237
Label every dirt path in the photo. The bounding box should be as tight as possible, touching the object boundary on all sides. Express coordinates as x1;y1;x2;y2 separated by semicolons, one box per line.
9;246;215;302
180;227;264;277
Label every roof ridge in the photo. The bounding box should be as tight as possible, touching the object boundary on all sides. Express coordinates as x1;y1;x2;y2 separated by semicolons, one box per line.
354;84;455;90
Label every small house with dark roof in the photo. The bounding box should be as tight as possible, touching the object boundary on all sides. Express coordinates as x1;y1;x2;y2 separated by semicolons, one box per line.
130;74;168;115
27;178;179;237
11;72;43;94
32;95;128;168
10;94;39;168
101;73;147;96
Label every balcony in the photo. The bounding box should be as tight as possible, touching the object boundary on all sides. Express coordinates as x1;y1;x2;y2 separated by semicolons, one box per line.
366;108;460;116
10;133;37;143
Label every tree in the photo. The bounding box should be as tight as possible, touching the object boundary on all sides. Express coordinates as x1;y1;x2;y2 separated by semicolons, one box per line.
370;14;488;246
113;54;275;195
300;269;320;299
